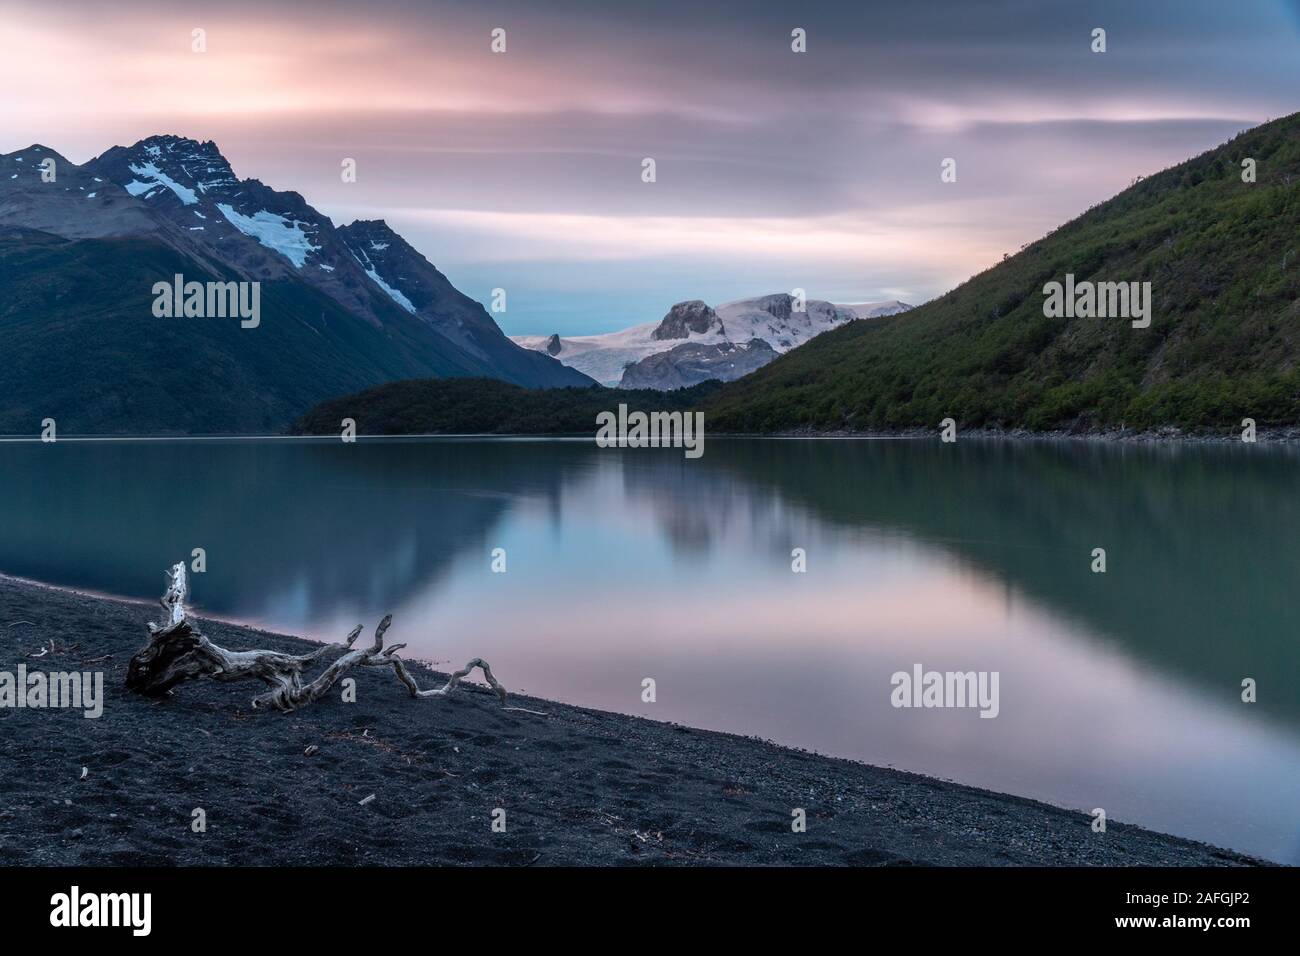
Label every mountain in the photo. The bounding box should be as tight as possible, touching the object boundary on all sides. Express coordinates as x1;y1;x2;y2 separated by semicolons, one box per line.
839;302;915;321
0;135;589;434
618;338;778;390
705;114;1300;433
335;219;585;388
512;294;911;387
651;300;721;340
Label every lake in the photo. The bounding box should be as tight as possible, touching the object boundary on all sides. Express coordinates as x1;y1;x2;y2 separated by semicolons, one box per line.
1;436;1297;862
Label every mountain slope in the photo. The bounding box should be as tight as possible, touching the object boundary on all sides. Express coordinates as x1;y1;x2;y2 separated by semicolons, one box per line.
618;338;778;390
0;145;160;239
705;114;1300;433
0;135;590;433
0;228;491;434
336;220;590;388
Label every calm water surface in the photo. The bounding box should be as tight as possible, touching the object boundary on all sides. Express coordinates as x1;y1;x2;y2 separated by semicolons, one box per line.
1;437;1297;862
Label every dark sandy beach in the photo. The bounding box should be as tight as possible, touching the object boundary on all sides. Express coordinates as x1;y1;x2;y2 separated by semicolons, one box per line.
0;576;1262;867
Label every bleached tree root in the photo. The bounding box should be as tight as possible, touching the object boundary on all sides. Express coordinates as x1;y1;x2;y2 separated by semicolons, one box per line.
125;562;544;716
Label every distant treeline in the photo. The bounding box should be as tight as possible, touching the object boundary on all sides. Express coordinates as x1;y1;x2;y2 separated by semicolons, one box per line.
287;377;723;436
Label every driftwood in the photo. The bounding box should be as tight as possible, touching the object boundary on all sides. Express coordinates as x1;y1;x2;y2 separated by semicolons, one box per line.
126;562;543;715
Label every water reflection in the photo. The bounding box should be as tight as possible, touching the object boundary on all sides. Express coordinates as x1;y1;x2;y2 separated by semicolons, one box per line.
0;437;1296;861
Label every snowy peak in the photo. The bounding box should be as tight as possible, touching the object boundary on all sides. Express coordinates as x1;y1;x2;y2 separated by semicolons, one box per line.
89;135;239;208
713;294;858;351
749;293;799;321
135;135;239;197
338;221;475;329
80;135;413;325
338;220;419;314
651;300;722;340
75;137;443;329
339;218;402;250
81;134;335;281
511;291;913;388
840;299;912;319
337;219;430;308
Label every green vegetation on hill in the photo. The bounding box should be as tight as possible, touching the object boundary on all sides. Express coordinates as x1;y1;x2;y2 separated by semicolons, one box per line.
288;378;722;435
704;113;1300;433
0;230;488;434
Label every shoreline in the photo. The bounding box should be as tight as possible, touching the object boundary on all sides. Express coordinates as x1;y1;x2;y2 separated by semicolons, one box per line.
762;425;1300;444
0;574;1269;866
3;424;1299;444
3;433;1299;445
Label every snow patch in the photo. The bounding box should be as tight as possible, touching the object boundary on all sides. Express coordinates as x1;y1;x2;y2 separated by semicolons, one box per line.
216;203;320;268
361;263;415;313
126;162;198;205
347;245;415;313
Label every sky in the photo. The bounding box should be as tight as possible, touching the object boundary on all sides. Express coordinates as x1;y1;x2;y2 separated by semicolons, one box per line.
2;0;1299;335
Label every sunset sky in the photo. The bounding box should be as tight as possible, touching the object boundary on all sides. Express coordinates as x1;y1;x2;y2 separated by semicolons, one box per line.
3;0;1299;334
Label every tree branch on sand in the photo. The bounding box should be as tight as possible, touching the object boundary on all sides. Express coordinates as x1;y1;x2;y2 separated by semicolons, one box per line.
125;562;544;715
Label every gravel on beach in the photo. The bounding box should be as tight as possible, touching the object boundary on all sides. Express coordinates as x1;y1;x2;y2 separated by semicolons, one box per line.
0;576;1263;867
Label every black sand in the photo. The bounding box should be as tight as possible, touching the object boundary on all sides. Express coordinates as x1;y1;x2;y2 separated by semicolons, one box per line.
0;577;1262;866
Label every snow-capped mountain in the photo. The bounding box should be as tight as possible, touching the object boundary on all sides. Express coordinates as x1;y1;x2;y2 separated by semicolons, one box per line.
0;136;591;433
619;338;779;390
81;136;398;328
70;135;588;388
512;293;912;388
838;301;913;321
